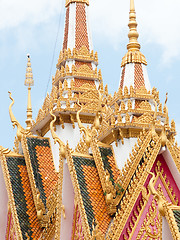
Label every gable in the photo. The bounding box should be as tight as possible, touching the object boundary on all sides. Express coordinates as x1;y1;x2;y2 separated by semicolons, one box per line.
108;153;180;240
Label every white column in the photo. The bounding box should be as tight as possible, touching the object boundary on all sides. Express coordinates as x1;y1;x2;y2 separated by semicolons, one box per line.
67;3;76;50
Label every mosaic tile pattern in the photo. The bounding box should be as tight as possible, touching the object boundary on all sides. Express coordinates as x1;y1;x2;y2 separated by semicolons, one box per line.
75;3;89;50
173;210;180;232
26;137;58;208
99;146;119;185
120;66;125;89
134;63;145;89
63;6;69;50
72;155;111;234
5;156;42;240
74;78;95;88
75;61;92;69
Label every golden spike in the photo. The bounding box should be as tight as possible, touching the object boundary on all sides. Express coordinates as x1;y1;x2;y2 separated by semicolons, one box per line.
50;111;66;158
121;0;147;67
164;92;169;126
25;54;34;130
127;0;140;52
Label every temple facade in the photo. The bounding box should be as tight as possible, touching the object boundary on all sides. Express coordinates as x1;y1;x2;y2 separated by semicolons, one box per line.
0;0;180;239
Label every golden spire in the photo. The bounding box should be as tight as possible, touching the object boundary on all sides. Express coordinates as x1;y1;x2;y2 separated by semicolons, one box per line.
24;54;34;130
121;0;147;67
127;0;140;51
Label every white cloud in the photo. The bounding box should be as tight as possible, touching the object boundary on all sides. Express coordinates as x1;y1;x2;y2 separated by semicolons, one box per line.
0;0;180;64
90;0;180;64
0;0;63;29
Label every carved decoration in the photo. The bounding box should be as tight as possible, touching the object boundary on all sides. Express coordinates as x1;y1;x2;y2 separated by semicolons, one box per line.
135;86;149;95
57;45;97;67
136;199;162;240
13;136;19;154
133;113;153;124
91;221;104;240
138;101;151;111
121;51;147;67
8;92;30;141
0;146;11;155
104;171;123;215
50;111;66;158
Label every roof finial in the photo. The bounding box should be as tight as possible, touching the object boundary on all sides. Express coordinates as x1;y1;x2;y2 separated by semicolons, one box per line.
127;0;140;52
121;0;147;67
24;54;34;130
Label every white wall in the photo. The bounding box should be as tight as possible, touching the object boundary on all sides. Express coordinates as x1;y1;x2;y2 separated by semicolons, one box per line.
45;122;87;170
0;163;8;239
111;138;137;170
60;162;74;240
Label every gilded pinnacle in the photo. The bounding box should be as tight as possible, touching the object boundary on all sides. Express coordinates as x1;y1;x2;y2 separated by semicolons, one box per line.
127;0;140;52
25;54;33;130
121;0;147;67
25;54;34;87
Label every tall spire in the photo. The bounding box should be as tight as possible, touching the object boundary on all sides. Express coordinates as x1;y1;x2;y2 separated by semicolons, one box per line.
121;0;147;67
24;54;34;130
54;0;101;89
119;0;151;91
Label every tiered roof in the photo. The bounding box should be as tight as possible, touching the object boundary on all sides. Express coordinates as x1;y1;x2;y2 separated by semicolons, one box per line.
0;0;180;240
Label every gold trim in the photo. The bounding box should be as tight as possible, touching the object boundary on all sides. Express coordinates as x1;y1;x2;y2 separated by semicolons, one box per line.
136;199;162;240
72;152;93;159
66;145;92;239
106;134;161;239
121;51;147;67
0;153;25;240
57;46;98;68
65;0;89;7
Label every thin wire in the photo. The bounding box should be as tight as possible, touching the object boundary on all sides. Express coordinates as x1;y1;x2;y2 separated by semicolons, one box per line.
44;0;65;99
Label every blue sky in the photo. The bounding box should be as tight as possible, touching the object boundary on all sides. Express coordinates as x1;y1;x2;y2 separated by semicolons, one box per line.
0;0;180;150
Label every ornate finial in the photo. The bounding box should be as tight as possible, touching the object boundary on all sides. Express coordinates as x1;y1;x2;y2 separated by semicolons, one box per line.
121;0;147;67
25;54;34;87
127;0;140;51
25;54;34;130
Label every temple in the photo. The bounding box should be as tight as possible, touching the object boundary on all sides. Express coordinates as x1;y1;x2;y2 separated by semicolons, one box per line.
0;0;180;239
